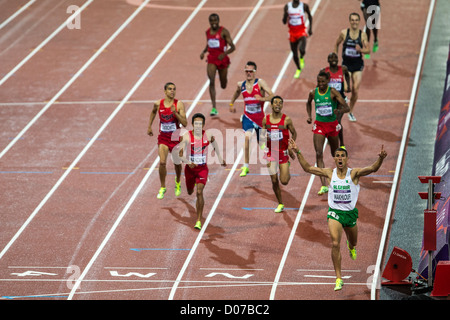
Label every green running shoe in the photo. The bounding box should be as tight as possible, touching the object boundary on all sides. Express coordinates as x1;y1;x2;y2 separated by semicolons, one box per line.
373;41;379;53
347;241;357;260
157;187;166;199
294;69;302;79
274;204;284;213
334;278;344;291
240;166;249;177
210;107;218;116
194;221;202;230
318;186;329;195
175;179;181;197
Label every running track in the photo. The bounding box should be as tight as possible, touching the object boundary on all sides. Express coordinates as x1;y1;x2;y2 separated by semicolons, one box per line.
0;0;434;301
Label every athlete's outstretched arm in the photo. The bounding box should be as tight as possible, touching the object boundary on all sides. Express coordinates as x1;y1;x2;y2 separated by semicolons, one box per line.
289;138;332;179
353;145;387;179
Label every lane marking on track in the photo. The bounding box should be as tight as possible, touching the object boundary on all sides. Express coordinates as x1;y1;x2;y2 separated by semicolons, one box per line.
269;0;324;300
168;0;272;300
66;0;209;300
0;0;93;86
0;0;37;29
0;0;146;160
0;0;157;262
371;0;437;300
0;99;410;107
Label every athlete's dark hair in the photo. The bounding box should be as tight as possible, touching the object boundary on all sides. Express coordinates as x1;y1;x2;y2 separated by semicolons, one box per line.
192;113;206;125
318;70;330;80
327;52;338;60
164;82;175;90
334;146;348;157
246;61;257;70
349;12;360;20
209;13;219;21
271;95;283;104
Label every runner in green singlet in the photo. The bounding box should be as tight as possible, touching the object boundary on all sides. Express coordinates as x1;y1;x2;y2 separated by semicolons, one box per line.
306;70;349;195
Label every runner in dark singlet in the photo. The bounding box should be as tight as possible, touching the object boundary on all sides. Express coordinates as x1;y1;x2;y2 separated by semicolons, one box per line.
323;52;351;147
334;12;369;122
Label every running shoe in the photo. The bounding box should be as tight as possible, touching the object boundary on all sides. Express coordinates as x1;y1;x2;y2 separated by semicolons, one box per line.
347;241;357;260
318;186;329;195
157;187;166;199
300;58;305;69
194;220;202;230
240;166;249;177
364;53;371;59
373;41;379;53
348;113;357;122
210;107;218;116
334;278;344;291
294;69;302;79
175;179;181;197
274;204;284;213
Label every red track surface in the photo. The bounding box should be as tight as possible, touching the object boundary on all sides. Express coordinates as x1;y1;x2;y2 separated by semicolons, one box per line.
0;0;431;300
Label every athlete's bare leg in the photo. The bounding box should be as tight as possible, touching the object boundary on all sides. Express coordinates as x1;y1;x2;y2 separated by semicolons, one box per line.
207;63;218;109
349;71;363;114
158;144;170;188
196;183;205;223
268;162;282;204
328;218;344;279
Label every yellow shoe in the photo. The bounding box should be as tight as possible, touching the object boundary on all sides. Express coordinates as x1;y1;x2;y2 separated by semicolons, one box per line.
318;186;329;195
274;204;284;213
334;278;344;291
300;58;305;69
294;69;302;79
347;241;357;260
240;166;249;177
194;221;202;230
175;179;181;197
157;187;166;199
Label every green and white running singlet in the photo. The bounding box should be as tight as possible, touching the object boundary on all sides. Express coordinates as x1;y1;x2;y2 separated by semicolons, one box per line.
327;168;360;227
314;87;338;123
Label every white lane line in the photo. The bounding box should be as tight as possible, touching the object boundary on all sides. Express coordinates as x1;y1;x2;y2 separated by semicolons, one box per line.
0;0;150;160
0;0;154;260
0;0;37;29
66;0;209;300
168;0;290;300
0;99;410;107
269;0;322;300
0;0;93;86
371;0;437;300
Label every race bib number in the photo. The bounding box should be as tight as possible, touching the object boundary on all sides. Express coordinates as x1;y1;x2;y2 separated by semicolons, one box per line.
245;103;262;114
316;105;333;117
333;190;352;204
190;155;206;165
345;47;360;58
289;15;303;26
268;130;283;141
208;38;220;49
161;122;177;133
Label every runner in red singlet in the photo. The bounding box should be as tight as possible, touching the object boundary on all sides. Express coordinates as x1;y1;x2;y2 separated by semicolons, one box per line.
147;82;187;200
261;96;297;213
229;61;274;177
200;13;235;116
323;52;351;147
178;113;226;230
282;0;313;78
